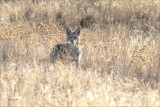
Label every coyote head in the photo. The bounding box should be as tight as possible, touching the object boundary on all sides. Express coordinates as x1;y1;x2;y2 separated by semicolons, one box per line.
66;27;81;45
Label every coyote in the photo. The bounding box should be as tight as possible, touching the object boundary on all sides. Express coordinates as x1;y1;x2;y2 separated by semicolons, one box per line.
50;27;81;67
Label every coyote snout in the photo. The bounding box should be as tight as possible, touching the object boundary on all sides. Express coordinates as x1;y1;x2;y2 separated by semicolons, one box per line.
50;27;82;67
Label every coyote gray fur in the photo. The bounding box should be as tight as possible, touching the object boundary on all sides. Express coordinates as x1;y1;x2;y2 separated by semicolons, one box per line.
50;27;81;67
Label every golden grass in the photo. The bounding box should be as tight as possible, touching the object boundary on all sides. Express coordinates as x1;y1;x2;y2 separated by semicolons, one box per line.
0;0;160;106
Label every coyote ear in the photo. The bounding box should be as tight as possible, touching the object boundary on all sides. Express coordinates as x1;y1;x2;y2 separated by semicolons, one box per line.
74;27;80;36
66;27;72;35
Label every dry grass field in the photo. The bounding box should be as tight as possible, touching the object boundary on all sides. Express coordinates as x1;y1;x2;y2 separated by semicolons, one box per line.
0;0;160;106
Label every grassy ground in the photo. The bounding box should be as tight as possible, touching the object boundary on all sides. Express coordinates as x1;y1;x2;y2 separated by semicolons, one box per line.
0;0;160;106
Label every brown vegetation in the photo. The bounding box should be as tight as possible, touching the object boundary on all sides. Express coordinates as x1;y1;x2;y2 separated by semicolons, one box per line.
0;0;160;106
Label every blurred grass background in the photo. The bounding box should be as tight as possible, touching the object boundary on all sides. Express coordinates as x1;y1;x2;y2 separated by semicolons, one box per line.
0;0;160;106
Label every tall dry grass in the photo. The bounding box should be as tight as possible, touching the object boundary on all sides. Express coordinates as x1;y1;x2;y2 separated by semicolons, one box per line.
0;0;160;106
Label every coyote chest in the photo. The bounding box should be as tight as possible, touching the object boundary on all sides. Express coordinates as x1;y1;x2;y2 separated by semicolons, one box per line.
50;43;80;62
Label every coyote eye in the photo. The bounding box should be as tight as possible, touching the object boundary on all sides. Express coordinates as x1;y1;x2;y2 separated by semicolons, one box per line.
70;37;72;38
74;37;76;39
